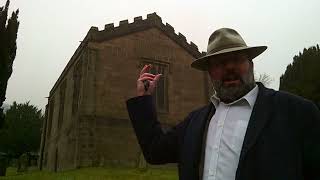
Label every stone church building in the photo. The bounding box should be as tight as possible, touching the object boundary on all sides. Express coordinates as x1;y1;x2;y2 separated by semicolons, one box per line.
38;13;211;171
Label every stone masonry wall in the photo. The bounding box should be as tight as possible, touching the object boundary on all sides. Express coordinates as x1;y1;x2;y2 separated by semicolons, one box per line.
43;51;89;171
74;28;209;167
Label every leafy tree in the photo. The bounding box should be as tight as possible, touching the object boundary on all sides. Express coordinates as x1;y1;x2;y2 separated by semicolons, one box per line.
0;0;19;128
280;44;320;107
0;102;43;159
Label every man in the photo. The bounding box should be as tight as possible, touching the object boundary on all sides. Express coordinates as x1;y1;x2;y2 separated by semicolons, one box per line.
126;28;320;180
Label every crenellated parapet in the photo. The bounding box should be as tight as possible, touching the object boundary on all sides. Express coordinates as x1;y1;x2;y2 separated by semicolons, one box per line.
87;12;202;58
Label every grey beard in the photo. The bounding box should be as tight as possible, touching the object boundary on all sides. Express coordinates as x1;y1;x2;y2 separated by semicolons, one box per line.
211;70;255;103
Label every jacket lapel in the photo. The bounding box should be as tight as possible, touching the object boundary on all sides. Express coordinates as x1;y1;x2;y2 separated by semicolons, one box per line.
180;103;214;180
238;83;275;164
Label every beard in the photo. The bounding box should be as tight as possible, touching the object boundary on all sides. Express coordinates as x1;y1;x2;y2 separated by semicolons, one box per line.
211;67;255;103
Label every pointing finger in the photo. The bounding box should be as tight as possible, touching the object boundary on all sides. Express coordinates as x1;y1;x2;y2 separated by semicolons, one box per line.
140;64;152;75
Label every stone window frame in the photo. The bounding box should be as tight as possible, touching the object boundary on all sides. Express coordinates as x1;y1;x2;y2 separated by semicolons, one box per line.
58;80;67;129
72;59;83;116
47;97;55;139
140;58;169;113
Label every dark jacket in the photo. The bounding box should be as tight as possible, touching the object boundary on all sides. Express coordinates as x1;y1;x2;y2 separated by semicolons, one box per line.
126;83;320;180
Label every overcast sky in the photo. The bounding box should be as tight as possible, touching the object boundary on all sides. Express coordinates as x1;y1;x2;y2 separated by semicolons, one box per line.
3;0;320;111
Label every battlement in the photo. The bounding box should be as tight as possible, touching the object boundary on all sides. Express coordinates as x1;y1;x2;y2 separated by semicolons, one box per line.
119;19;129;26
147;12;162;23
88;12;201;58
90;26;99;31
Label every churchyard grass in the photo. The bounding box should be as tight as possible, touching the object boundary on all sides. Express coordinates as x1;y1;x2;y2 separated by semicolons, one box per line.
0;166;178;180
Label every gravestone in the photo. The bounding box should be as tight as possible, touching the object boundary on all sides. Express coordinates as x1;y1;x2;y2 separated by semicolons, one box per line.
17;153;29;172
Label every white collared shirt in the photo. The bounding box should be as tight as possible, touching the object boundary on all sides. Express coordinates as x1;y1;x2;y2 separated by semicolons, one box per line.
202;84;259;180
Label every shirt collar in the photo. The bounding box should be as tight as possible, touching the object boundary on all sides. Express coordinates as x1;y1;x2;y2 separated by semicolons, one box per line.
210;84;259;108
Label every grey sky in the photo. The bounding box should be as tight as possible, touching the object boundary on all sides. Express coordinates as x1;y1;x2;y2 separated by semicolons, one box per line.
3;0;320;110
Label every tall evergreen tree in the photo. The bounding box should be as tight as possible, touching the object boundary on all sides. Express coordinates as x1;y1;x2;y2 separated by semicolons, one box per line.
280;44;320;108
0;0;19;128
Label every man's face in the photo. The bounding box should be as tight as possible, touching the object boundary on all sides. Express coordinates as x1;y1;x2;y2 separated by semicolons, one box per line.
208;53;255;103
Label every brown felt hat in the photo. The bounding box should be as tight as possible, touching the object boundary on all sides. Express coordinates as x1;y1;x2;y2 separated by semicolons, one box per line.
191;28;267;71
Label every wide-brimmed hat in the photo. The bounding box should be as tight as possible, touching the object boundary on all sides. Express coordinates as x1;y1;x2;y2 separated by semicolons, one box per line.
191;28;267;71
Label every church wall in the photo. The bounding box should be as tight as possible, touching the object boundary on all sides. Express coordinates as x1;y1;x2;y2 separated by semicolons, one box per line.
73;28;209;167
41;13;209;170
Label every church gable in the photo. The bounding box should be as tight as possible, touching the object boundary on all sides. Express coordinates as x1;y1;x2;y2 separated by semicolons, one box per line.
41;13;210;171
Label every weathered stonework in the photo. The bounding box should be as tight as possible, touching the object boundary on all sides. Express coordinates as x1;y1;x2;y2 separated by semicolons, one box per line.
39;13;210;171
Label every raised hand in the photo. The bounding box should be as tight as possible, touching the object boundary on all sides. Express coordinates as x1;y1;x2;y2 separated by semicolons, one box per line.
137;64;162;96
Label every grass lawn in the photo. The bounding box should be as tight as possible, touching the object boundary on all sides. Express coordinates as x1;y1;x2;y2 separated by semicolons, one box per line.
0;166;179;180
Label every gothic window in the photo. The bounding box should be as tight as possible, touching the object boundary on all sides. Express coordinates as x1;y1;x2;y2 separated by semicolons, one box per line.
47;97;55;138
58;80;66;129
141;60;169;113
72;60;82;115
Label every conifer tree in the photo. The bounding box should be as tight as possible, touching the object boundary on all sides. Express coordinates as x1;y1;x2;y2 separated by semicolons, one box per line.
0;0;19;127
280;45;320;108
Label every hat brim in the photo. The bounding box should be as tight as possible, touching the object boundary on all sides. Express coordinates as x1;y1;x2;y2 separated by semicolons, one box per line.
191;46;267;71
